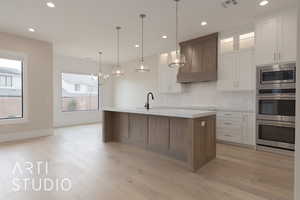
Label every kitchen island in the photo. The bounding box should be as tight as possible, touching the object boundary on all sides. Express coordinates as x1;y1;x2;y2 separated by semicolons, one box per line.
102;107;216;171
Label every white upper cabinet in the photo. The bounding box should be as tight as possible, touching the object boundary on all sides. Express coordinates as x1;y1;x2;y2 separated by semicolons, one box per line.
278;8;298;63
218;52;236;90
255;17;278;65
220;37;234;53
218;49;254;91
218;27;255;91
237;50;255;91
239;32;255;50
218;28;255;92
255;8;297;65
158;52;182;94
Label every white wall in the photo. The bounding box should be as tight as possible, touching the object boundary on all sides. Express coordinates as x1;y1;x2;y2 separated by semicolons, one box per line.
0;32;53;139
53;55;113;127
295;3;300;200
113;54;254;112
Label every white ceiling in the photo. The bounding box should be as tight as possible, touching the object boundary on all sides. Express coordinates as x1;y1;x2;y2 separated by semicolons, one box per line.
0;0;297;64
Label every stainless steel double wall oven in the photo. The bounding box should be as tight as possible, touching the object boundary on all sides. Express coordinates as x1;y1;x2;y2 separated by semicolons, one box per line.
256;63;296;151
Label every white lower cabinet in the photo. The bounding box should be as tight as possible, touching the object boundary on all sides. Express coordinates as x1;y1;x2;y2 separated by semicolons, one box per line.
217;111;255;146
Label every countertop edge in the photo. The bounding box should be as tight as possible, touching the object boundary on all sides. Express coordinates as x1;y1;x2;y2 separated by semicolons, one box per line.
103;107;216;119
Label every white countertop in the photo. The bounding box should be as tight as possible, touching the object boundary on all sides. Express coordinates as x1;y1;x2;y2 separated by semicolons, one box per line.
103;107;216;119
153;106;255;113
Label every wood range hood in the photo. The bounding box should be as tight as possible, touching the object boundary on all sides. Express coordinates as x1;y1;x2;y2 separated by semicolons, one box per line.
177;32;218;83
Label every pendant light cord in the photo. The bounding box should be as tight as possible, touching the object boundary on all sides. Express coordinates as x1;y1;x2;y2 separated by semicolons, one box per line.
140;14;146;63
98;52;102;73
176;0;179;55
141;15;144;63
116;26;121;67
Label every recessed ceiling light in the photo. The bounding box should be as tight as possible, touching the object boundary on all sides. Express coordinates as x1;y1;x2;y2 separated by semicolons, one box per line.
28;28;35;32
135;44;140;48
201;21;208;26
46;2;56;8
162;35;168;39
259;0;269;6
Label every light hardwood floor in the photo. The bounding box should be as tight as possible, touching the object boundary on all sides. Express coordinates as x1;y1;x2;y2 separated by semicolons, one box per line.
0;124;294;200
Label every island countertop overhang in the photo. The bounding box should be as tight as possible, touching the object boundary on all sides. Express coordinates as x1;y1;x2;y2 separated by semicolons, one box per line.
102;107;216;119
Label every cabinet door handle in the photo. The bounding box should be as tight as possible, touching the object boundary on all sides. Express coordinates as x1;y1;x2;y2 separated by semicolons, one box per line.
201;121;206;127
274;53;276;62
278;52;281;62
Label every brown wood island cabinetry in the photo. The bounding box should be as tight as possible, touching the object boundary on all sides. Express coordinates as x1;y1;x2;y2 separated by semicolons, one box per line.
177;32;218;83
103;110;216;171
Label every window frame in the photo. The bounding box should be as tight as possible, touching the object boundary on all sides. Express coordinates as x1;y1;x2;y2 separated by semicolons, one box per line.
0;50;28;125
60;72;100;113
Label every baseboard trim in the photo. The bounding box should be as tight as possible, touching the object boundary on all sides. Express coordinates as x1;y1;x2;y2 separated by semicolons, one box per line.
217;140;256;149
256;145;295;157
0;129;54;143
53;121;102;128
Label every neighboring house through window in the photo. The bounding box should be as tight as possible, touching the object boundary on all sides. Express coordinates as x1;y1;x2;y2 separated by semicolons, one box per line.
6;76;13;87
61;73;99;112
0;75;13;88
74;83;81;92
0;75;5;87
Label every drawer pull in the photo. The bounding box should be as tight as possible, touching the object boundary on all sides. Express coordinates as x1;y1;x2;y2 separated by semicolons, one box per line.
224;134;233;137
224;122;232;125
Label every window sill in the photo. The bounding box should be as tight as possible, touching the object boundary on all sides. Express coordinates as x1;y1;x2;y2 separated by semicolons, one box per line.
0;118;28;125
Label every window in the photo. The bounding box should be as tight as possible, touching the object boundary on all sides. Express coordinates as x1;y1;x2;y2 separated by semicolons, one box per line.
0;57;23;120
61;73;99;112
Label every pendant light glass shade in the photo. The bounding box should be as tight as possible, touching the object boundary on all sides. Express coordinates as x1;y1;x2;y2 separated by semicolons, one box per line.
98;52;110;85
112;26;125;77
111;63;124;77
136;61;150;72
168;0;185;68
168;50;186;68
136;14;150;72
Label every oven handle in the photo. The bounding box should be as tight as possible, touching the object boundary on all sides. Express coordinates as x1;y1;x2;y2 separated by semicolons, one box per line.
259;65;296;73
257;95;295;100
257;120;295;128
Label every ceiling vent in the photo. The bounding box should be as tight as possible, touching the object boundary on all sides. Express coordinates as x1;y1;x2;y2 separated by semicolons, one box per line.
221;0;238;8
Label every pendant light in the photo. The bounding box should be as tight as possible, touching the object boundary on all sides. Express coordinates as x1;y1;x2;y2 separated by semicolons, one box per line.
112;26;124;76
98;52;110;85
168;0;186;68
136;14;150;72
